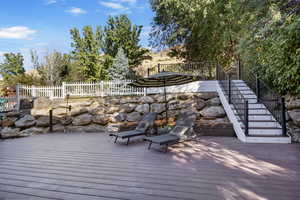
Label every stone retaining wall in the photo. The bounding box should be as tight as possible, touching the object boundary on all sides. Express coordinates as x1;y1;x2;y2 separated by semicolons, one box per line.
0;92;230;139
286;96;300;142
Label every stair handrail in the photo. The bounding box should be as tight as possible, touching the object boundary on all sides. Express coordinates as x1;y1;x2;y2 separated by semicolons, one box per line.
238;63;287;136
217;64;249;135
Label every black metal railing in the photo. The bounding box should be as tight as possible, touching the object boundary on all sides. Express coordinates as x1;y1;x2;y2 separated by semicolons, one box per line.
148;62;216;80
238;62;286;135
217;65;249;135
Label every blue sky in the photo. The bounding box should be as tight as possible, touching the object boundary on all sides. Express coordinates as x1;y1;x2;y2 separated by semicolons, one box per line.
0;0;154;70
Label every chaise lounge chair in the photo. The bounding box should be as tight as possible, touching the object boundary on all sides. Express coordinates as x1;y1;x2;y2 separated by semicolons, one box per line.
109;112;157;145
144;112;196;152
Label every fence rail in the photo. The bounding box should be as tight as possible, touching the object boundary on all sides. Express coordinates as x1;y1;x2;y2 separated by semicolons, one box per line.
19;80;147;99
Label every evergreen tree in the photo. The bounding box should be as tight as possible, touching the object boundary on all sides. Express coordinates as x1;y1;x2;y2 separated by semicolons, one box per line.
108;48;130;80
0;53;25;80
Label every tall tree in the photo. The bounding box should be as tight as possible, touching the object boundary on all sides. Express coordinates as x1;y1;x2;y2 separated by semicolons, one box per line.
31;50;72;85
108;48;131;80
103;15;149;68
70;26;105;81
0;53;25;79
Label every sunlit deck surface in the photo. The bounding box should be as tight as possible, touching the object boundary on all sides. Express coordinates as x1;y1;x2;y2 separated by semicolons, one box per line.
0;133;299;200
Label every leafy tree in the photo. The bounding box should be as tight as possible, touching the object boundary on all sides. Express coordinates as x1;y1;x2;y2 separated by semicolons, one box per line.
108;48;131;80
0;53;25;80
103;15;149;68
70;26;106;81
31;50;72;85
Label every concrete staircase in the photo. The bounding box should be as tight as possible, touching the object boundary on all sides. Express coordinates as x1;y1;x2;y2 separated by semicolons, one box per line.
217;80;291;143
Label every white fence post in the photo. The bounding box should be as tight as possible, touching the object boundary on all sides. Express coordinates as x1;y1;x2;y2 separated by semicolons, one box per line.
16;84;20;111
32;86;36;98
62;82;66;98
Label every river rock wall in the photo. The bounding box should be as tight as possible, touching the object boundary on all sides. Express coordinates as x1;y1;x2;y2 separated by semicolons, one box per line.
0;92;230;139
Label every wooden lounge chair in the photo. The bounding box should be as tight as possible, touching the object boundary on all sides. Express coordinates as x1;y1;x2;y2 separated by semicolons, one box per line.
109;112;157;145
144;112;196;152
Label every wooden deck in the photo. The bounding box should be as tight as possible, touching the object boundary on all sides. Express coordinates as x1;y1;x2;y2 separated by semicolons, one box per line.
0;133;299;200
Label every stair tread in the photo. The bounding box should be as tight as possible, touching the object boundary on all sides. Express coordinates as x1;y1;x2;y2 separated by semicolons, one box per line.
238;120;277;122
235;113;272;116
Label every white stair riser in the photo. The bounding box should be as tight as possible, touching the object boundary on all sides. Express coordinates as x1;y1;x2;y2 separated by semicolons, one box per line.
234;109;269;115
241;122;281;128
248;129;282;136
242;94;257;99
248;115;276;121
246;137;291;143
248;104;266;109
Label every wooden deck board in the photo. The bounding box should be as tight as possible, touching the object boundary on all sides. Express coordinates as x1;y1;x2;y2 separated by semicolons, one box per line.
0;133;299;200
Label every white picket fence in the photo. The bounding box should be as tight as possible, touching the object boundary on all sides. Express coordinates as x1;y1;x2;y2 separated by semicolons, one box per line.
19;80;146;99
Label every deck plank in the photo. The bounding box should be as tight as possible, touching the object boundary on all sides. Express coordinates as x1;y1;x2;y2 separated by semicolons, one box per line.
0;133;299;200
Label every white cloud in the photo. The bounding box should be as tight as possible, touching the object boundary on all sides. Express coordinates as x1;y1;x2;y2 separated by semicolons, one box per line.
120;0;137;3
65;7;87;15
45;0;57;5
0;26;37;39
99;1;129;10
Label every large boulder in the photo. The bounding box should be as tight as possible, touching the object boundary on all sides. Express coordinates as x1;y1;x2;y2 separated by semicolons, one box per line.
36;116;59;127
67;126;85;133
52;124;65;132
127;112;142;122
20;127;48;136
155;94;175;103
72;114;92;126
5;111;20;118
15;115;36;128
109;113;126;123
197;92;218;100
120;97;139;104
105;98;120;105
196;99;206;110
89;107;105;115
1;127;21;139
33;97;52;109
288;110;300;126
177;94;191;101
31;108;50;117
206;97;221;106
168;100;180;110
105;106;119;114
53;108;68;117
200;106;226;118
1;117;15;127
70;107;88;117
287;98;300;110
93;114;110;125
139;96;154;104
135;104;150;114
60;116;73;125
151;103;166;114
120;103;136;113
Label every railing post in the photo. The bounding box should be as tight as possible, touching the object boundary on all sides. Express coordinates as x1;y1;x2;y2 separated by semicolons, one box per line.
237;59;242;80
216;64;220;80
158;64;161;73
256;75;260;103
244;100;249;136
147;68;150;77
281;97;287;136
49;109;53;132
228;74;231;104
